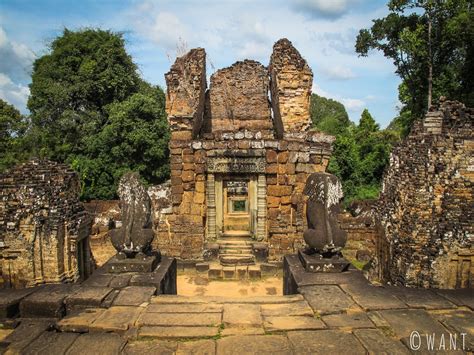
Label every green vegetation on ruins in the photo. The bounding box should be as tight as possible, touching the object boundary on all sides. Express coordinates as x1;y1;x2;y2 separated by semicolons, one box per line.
313;0;474;204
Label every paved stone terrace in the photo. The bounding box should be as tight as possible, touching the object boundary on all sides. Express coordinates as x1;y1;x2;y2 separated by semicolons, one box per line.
1;268;473;354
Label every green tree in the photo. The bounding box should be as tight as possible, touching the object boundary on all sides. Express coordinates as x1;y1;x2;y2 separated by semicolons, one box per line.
73;88;169;200
310;93;350;135
0;99;28;171
28;28;170;199
28;28;141;161
328;109;399;205
356;0;474;135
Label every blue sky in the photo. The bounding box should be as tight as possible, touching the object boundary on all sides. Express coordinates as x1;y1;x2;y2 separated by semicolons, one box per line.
0;0;401;127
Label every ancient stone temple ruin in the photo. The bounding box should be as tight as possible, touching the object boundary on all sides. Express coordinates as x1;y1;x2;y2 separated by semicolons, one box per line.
0;160;91;288
377;99;474;289
158;38;334;265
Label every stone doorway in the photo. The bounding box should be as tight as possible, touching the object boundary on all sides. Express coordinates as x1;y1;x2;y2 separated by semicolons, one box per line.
219;177;257;237
206;155;267;241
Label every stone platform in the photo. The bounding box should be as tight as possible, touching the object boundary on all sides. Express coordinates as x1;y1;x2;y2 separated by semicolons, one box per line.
1;257;473;354
105;253;160;273
297;249;350;273
0;256;177;321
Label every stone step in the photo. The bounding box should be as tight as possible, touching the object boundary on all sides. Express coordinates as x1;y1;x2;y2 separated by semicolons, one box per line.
222;230;252;238
217;239;252;245
208;264;261;280
219;254;255;266
219;248;253;255
218;243;252;249
150;294;305;304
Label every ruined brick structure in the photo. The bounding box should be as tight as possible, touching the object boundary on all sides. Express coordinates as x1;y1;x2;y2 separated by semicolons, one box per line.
203;60;273;134
339;201;377;263
269;38;313;136
159;38;334;261
0;160;91;288
377;100;473;288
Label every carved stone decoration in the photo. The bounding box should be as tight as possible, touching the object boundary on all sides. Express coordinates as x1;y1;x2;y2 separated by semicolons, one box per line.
207;157;266;173
110;172;155;258
303;172;347;254
0;159;91;288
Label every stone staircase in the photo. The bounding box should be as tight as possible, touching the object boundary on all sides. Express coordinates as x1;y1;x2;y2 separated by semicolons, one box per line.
196;231;274;279
218;239;255;266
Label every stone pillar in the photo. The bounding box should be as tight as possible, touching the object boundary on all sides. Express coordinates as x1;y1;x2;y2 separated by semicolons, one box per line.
257;174;267;241
215;177;223;238
206;173;217;240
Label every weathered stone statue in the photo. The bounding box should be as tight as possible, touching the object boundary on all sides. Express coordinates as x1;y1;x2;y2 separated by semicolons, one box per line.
110;172;155;258
300;172;348;272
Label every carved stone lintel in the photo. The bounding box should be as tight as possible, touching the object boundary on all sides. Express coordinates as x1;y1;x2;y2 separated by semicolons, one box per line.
207;157;266;173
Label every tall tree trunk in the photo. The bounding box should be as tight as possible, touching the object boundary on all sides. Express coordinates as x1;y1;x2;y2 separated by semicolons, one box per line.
427;11;433;108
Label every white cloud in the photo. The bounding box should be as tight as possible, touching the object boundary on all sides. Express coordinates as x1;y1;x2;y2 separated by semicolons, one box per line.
0;73;30;113
291;0;359;18
150;12;189;51
0;26;35;83
0;27;34;112
321;65;356;80
237;40;270;60
340;98;365;111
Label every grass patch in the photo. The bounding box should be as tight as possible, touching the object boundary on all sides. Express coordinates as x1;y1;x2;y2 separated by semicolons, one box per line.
350;259;368;270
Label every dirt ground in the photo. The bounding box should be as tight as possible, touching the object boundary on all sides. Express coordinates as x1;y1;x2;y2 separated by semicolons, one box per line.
177;274;283;297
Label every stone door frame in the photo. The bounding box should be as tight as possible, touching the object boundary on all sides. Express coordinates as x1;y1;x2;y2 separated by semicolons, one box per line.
206;156;266;241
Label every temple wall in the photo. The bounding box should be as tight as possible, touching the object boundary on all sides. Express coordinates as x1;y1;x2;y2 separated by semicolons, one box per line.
156;131;333;261
377;100;474;288
165;48;207;139
0;160;92;288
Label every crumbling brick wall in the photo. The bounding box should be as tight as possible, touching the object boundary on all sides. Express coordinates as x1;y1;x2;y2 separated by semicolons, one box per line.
0;159;91;288
339;200;378;263
204;60;273;135
165;48;207;139
269;38;313;137
377;100;473;289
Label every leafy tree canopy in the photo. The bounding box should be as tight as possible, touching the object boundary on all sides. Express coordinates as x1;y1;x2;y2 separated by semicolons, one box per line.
28;28;141;161
310;93;351;135
309;92;399;204
27;28;169;199
356;0;474;136
0;99;29;171
72;88;169;200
